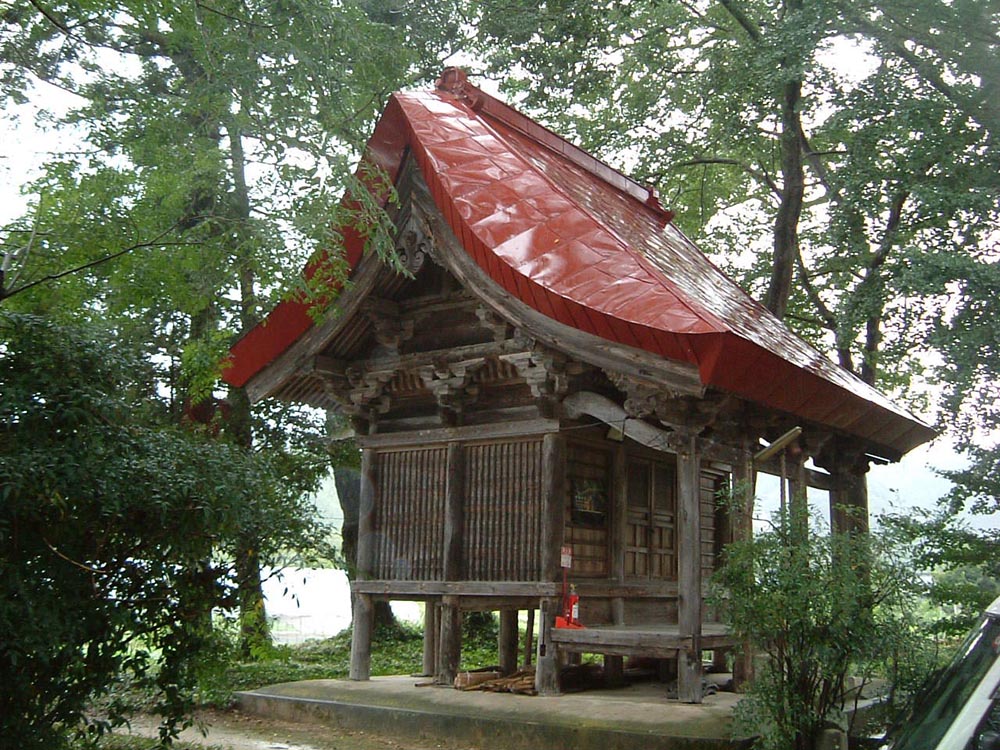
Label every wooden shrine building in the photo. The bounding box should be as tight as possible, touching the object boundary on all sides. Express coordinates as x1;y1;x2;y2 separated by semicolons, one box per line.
224;69;934;703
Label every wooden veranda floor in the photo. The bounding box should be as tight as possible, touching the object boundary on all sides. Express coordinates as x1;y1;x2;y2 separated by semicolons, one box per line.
549;622;734;659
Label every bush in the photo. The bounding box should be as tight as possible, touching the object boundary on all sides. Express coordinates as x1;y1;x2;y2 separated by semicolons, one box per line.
712;506;933;750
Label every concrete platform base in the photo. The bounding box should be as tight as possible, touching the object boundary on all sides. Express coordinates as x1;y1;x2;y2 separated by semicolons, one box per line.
236;676;752;750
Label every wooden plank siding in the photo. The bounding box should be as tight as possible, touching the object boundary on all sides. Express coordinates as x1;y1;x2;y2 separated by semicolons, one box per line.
463;439;543;581
699;469;727;583
563;440;612;577
373;447;448;580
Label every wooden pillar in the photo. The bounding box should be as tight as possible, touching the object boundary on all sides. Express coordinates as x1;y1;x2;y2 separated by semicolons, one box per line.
537;432;565;694
443;441;465;580
523;607;535;667
677;432;703;703
814;438;871;536
349;592;374;680
350;448;377;682
604;655;625;687
540;432;566;582
731;444;755;690
356;448;377;580
830;453;870;535
499;609;519;675
611;444;627;626
535;597;560;694
422;600;438;677
437;595;461;685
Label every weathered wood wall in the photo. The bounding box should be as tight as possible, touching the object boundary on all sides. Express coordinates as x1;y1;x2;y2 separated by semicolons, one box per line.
463;439;543;581
368;429;729;621
371;439;544;582
374;447;447;580
563;439;611;577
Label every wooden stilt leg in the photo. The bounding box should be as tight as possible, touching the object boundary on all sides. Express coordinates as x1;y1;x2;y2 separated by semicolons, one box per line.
499;609;518;676
604;655;625;687
437;595;461;685
523;607;535;667
535;598;560;695
349;592;373;681
421;600;438;677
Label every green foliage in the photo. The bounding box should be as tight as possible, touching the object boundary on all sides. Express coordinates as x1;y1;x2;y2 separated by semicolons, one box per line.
0;312;332;747
475;0;998;393
713;507;931;750
1;313;227;746
192;617;502;708
884;507;1000;636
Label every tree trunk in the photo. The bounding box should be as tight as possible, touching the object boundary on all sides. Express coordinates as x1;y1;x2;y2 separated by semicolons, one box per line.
766;75;805;319
332;463;397;631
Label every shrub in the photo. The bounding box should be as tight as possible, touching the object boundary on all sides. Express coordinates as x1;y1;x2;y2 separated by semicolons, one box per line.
713;506;932;750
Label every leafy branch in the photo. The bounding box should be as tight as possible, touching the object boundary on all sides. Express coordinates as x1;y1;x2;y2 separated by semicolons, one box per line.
1;221;202;304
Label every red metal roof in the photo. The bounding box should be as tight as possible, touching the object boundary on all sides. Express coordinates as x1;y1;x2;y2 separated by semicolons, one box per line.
225;69;934;457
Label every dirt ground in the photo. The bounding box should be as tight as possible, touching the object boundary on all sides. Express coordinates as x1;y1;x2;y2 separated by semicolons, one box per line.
122;709;467;750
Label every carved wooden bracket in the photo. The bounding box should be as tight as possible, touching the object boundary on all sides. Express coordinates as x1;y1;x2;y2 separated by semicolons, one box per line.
608;371;726;436
475;305;515;344
361;298;414;352
502;347;582;401
417;359;483;423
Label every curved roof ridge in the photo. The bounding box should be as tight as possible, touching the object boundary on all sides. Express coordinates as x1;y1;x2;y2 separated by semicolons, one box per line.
435;68;673;220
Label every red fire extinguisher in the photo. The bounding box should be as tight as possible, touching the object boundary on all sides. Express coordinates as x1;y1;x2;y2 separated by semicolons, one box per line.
556;583;584;629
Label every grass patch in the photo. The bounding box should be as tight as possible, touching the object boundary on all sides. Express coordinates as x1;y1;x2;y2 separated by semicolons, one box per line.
197;616;502;708
88;738;225;750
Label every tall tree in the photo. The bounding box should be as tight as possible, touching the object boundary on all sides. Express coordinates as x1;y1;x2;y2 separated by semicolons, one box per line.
1;0;468;651
0;312;328;747
474;0;997;391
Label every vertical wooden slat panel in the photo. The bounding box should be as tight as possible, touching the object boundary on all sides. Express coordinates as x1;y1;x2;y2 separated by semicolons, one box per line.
394;452;404;577
358;448;377;581
460;439;543;582
372;447;450;582
375;453;385;579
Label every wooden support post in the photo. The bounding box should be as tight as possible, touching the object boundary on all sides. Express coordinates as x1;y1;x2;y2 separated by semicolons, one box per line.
351;450;377;683
535;597;560;695
422;600;439;677
523;607;535;667
604;655;625;687
349;592;374;681
538;432;565;694
712;648;729;672
827;449;871;535
444;442;465;580
499;609;519;676
357;448;377;580
731;445;754;690
677;433;703;703
788;444;809;543
437;595;461;685
611;444;627;626
540;433;566;582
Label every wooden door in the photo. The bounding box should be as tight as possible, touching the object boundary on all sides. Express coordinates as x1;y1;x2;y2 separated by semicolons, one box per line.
625;458;677;580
